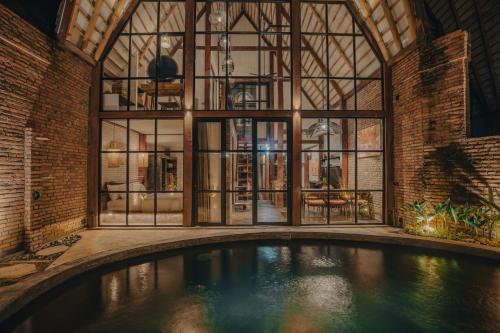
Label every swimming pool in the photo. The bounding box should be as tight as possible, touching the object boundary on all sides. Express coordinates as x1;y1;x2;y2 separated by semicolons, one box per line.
3;241;500;332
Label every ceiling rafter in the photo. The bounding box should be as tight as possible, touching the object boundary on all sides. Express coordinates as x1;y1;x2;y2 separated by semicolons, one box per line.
355;0;390;61
381;0;402;53
400;0;416;41
95;0;129;60
81;0;105;50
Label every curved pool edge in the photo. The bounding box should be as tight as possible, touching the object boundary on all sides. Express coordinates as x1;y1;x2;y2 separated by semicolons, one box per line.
1;229;499;323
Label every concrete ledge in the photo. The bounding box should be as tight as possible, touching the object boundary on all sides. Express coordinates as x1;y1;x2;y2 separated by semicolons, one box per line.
1;228;499;323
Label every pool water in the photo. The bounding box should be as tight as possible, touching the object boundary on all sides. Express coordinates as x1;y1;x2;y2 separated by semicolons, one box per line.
3;241;500;333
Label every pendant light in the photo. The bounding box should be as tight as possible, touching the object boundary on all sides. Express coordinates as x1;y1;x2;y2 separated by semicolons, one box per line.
107;123;124;168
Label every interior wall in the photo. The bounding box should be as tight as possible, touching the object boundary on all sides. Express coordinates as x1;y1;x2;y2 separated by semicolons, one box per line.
0;5;92;253
392;30;500;226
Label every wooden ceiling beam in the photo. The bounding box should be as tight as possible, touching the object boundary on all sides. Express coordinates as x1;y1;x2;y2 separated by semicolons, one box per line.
57;0;79;42
401;0;416;42
81;0;104;50
95;0;129;60
355;0;390;61
381;0;402;53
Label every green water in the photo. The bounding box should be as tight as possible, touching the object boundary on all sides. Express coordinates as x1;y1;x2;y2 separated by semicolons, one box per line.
3;241;500;333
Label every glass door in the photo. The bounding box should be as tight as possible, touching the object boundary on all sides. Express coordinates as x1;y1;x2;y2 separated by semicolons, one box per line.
194;119;290;225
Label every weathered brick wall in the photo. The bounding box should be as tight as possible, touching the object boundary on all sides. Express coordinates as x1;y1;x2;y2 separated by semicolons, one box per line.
0;5;92;253
392;30;500;226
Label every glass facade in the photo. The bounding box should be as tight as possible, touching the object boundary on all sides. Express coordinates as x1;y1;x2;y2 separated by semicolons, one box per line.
97;0;385;226
100;119;184;226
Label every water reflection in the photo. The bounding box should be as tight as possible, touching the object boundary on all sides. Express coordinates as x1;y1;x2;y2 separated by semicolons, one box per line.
5;242;500;333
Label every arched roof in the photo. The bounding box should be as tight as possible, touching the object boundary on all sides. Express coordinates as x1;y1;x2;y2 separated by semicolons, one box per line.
61;0;417;63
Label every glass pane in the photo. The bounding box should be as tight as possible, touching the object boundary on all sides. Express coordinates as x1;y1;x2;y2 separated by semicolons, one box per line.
195;1;226;32
302;118;326;151
357;191;383;223
159;2;185;33
197;192;222;223
301;3;326;33
226;192;253;225
130;78;156;111
100;153;126;189
302;79;327;110
261;2;290;33
302;152;328;189
129;119;155;151
227;119;252;150
328;4;352;34
101;120;127;151
329;191;355;224
329;79;354;110
329;35;354;78
302;192;327;225
195;33;224;77
228;34;259;76
230;82;259;110
329;118;355;150
357;152;383;190
356;80;383;110
157;152;183;191
196;153;221;190
258;152;287;190
102;79;128;111
195;78;225;110
301;35;327;77
129;153;155;191
357;119;383;151
226;153;253;191
197;122;221;150
257;192;287;223
356;36;381;77
158;119;183;151
128;193;154;225
130;35;156;78
261;79;291;110
157;192;183;225
331;152;355;190
257;122;287;150
131;2;158;33
100;192;126;225
103;35;129;78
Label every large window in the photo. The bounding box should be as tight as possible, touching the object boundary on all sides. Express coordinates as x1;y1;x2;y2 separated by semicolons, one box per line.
102;1;185;111
301;118;383;224
100;119;184;226
300;1;382;111
194;0;292;110
96;0;386;226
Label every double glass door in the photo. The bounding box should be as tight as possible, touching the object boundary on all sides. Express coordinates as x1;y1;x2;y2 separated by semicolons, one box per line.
194;118;290;225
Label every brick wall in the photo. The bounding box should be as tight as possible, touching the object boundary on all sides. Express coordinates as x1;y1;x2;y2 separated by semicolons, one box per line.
0;5;92;253
392;30;500;226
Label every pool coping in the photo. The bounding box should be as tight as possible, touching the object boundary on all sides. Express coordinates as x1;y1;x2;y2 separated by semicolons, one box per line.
1;228;499;323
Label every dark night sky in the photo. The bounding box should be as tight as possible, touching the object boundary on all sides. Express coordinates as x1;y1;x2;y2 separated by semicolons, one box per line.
0;0;63;38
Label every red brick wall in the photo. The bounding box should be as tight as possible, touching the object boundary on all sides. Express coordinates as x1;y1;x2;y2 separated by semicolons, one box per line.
392;30;500;226
0;5;92;253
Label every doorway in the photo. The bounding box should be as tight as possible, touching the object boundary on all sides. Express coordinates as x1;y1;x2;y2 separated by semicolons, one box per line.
194;118;291;225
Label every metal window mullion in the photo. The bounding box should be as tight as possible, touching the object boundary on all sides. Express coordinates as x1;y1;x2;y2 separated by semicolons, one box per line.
354;118;358;224
155;1;161;111
126;119;130;226
221;119;227;225
154;118;158;226
252;118;258;225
